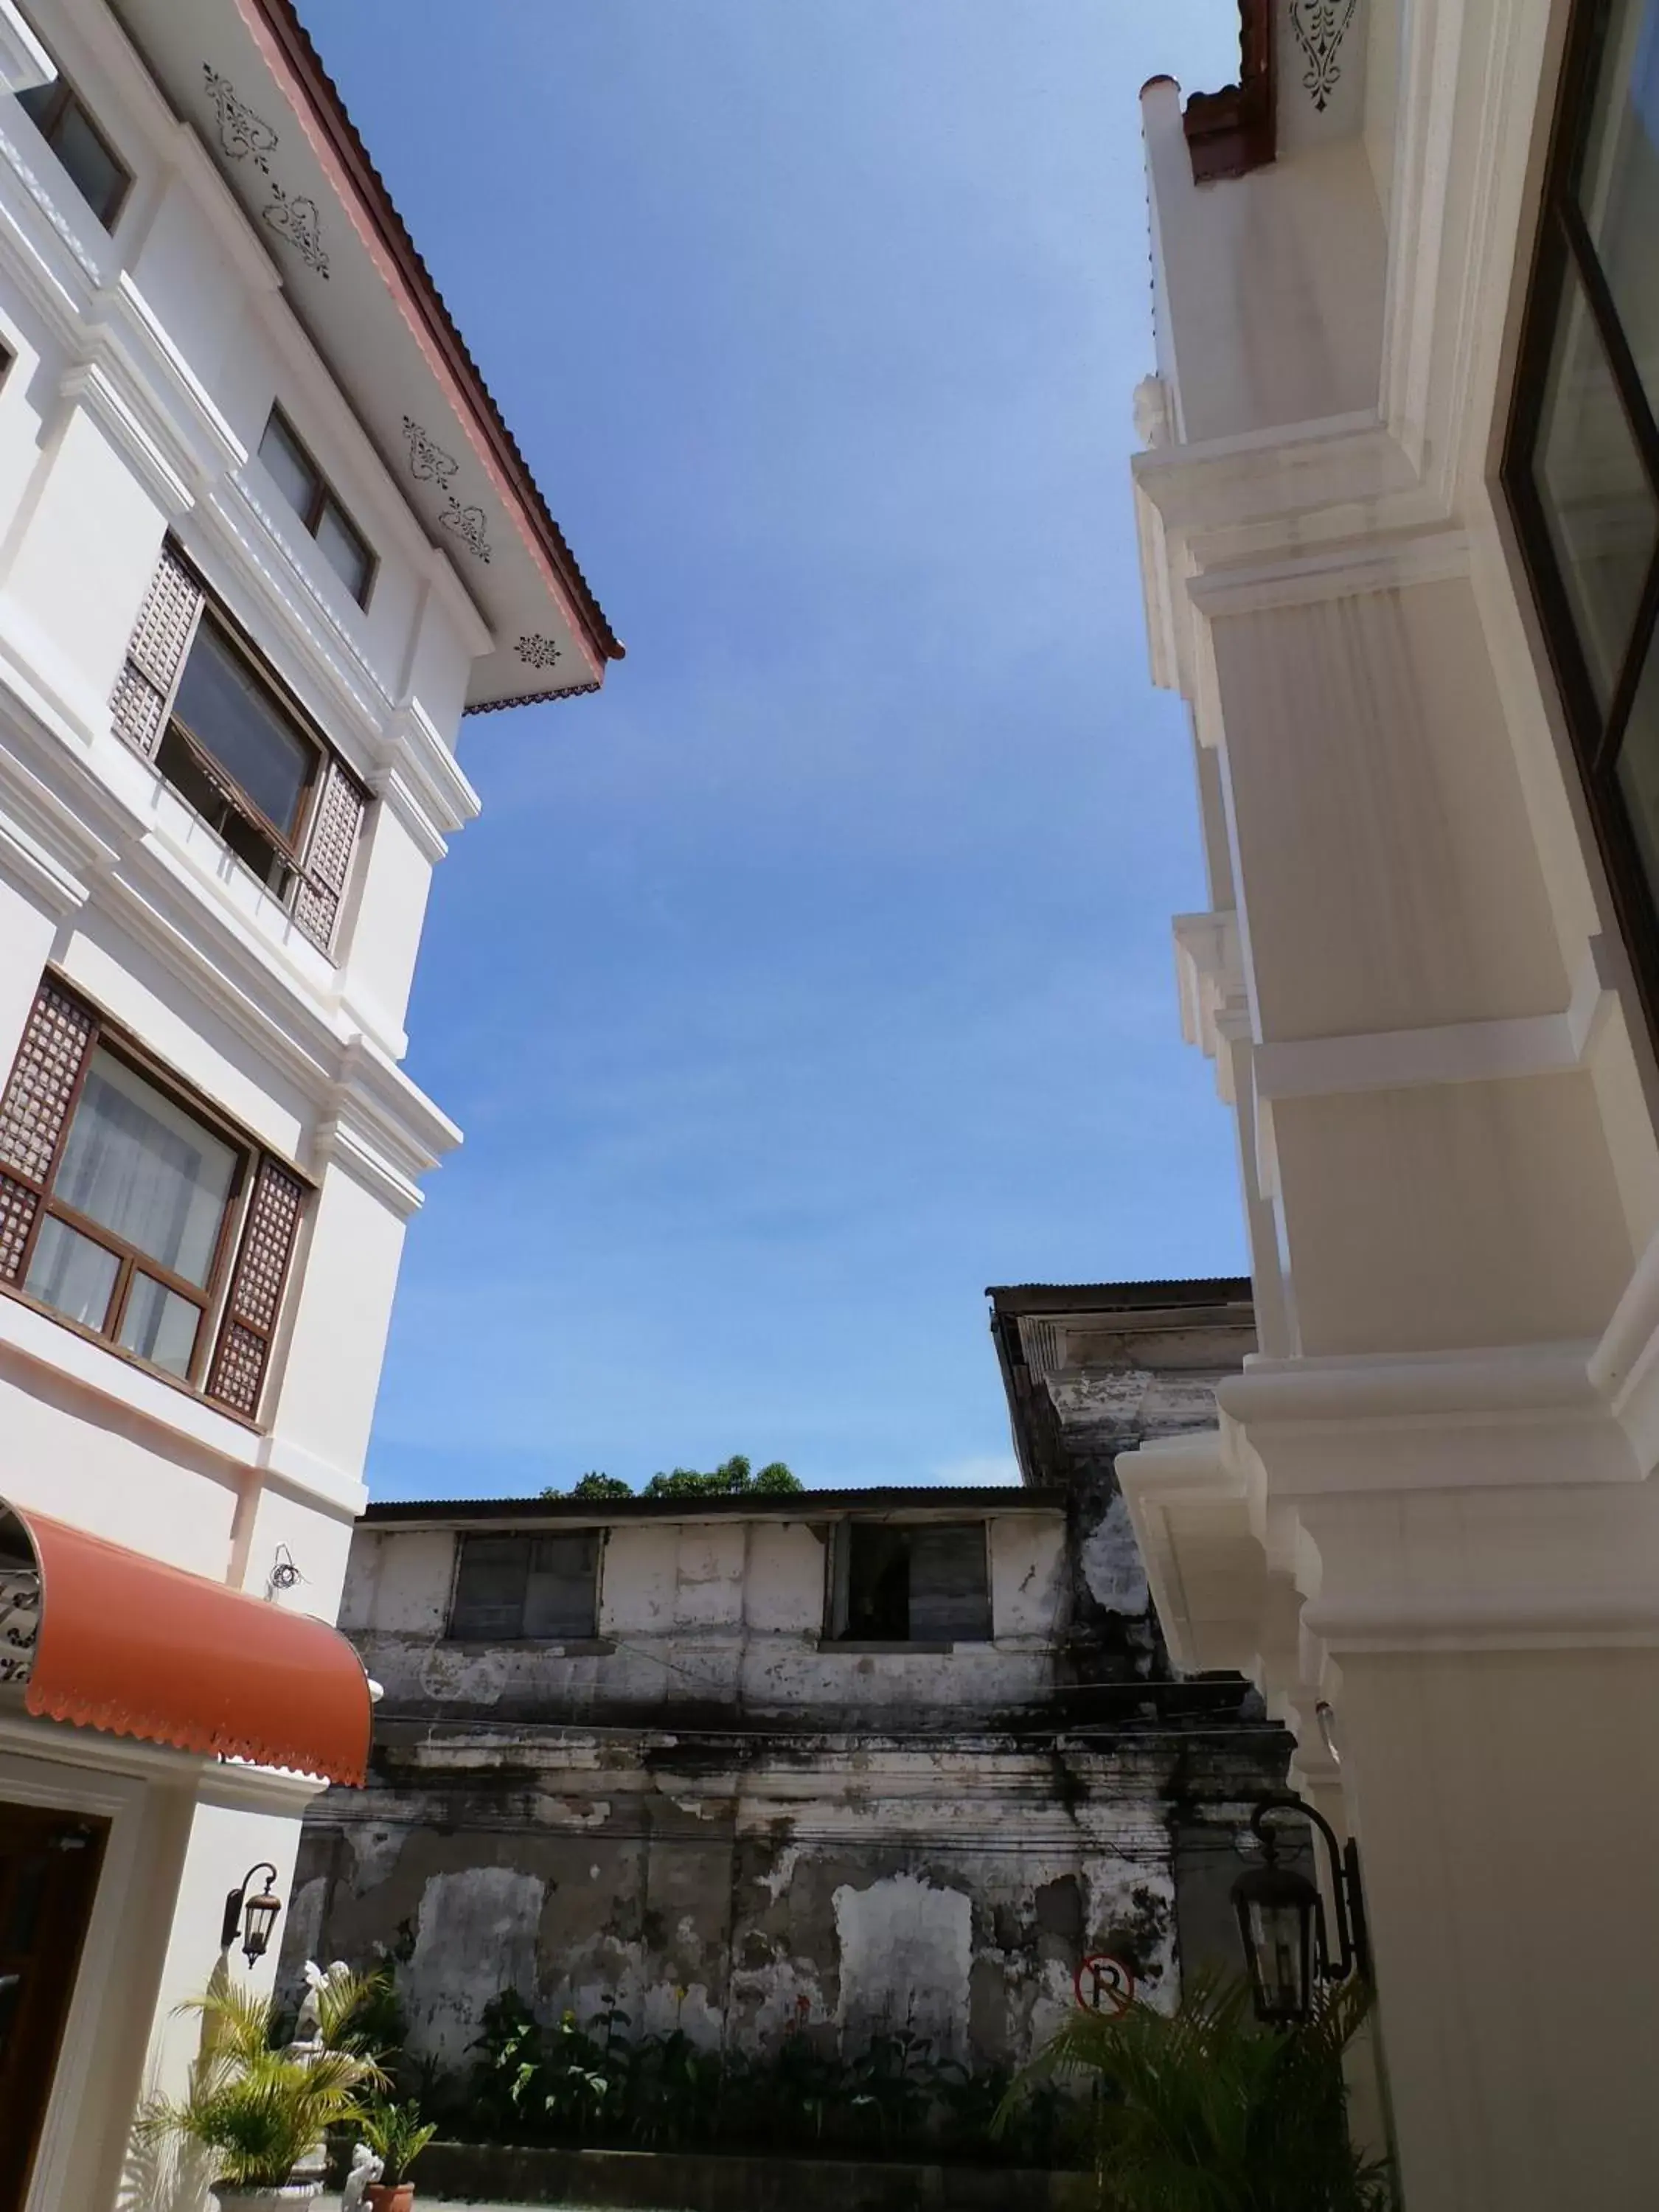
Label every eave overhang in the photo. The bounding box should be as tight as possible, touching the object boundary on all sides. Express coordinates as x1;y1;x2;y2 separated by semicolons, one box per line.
107;0;623;712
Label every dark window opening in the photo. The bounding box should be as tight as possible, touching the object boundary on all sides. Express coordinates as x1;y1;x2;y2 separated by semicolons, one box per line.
829;1520;992;1644
1505;0;1659;1029
17;73;130;229
258;408;375;606
448;1533;601;1641
161;613;321;896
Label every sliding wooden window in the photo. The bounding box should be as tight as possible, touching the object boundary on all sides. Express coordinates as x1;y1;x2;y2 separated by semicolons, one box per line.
0;976;307;1420
111;540;368;958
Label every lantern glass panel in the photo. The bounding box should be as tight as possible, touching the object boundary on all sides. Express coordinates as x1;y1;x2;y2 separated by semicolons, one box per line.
1231;1862;1320;2025
241;1891;281;1963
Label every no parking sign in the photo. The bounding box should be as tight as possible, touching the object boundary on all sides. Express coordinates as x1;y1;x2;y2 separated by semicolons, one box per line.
1074;1952;1136;2016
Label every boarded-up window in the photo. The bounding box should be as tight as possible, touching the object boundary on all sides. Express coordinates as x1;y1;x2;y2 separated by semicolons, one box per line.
830;1520;992;1644
448;1533;599;1641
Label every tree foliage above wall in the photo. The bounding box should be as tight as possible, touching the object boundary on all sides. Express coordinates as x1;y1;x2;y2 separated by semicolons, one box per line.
543;1455;802;1501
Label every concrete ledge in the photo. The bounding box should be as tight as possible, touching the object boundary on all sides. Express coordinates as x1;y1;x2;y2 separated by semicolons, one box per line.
420;2140;1097;2211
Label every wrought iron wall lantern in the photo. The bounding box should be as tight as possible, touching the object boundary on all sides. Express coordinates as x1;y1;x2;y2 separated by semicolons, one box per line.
1231;1795;1370;2025
221;1861;283;1965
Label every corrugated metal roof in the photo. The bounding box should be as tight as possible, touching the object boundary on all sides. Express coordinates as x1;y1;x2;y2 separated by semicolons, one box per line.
363;1485;1065;1526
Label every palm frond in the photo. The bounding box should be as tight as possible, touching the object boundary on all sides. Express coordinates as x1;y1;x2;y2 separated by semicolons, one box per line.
1001;1971;1394;2212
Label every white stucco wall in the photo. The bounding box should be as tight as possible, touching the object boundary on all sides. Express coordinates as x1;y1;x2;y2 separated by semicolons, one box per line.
0;3;563;2204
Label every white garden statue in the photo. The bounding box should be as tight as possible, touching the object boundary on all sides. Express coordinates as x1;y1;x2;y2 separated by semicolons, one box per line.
340;2144;383;2211
291;1958;353;2053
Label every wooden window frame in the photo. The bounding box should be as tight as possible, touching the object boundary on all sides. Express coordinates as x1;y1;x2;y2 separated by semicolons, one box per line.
0;978;309;1420
161;605;327;893
445;1530;603;1643
1502;0;1659;1048
824;1517;993;1648
17;74;132;230
259;406;377;609
111;540;370;959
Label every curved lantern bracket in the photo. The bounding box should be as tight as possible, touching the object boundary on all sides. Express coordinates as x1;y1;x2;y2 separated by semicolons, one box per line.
1232;1793;1371;2025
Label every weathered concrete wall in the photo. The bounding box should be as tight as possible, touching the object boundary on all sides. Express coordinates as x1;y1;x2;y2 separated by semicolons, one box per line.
299;1460;1290;2082
342;1508;1068;1729
285;1721;1282;2076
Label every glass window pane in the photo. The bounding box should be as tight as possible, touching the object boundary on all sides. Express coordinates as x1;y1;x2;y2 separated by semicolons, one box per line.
908;1523;992;1642
117;1273;201;1377
258;411;319;523
49;97;125;226
24;1215;118;1331
316;499;372;605
17;83;127;227
53;1051;237;1288
1534;251;1659;708
1615;630;1659;900
170;621;315;840
521;1534;599;1638
1577;0;1659;421
449;1536;529;1638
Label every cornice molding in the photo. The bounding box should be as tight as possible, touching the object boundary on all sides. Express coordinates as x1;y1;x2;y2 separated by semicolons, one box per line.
0;693;457;1207
57;357;192;515
383;698;481;844
0;1;51;96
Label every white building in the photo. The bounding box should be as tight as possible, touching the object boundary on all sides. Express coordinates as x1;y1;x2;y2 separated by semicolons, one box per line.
0;1;619;2203
1124;2;1659;2207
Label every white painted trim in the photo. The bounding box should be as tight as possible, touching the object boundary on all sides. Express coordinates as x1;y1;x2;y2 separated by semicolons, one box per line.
0;1291;256;1470
0;1;52;96
254;1433;368;1522
1186;527;1472;617
313;1109;425;1221
1253;1005;1585;1099
0;1740;164;2212
0;801;91;917
1298;1586;1659;1652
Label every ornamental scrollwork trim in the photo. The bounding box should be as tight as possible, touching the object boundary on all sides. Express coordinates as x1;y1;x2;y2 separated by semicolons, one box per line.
0;1566;40;1686
202;66;330;278
1287;0;1359;113
402;417;493;563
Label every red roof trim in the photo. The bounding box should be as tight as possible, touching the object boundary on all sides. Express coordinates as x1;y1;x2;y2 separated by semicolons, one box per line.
1182;0;1276;184
240;0;624;673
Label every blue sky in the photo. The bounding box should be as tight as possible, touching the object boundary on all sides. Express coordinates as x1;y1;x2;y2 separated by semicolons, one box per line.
295;0;1248;1500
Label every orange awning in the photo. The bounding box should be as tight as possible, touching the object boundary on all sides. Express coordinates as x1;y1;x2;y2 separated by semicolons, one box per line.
1;1500;369;1785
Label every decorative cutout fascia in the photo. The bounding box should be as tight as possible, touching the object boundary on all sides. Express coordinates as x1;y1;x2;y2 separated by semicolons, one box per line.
203;66;330;278
1288;0;1360;114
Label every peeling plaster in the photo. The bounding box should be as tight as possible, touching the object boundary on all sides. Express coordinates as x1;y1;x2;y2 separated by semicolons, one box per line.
420;1646;507;1703
405;1867;545;2064
832;1874;973;2059
347;1824;406;1890
1081;1492;1152;1615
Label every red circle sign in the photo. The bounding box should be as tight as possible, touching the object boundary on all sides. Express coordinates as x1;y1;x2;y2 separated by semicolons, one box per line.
1074;1952;1136;2015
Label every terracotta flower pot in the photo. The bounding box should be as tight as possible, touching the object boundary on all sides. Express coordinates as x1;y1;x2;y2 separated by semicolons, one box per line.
364;2187;415;2212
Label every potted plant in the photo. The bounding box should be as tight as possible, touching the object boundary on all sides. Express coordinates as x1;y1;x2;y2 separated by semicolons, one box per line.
138;1980;384;2209
358;2100;437;2211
